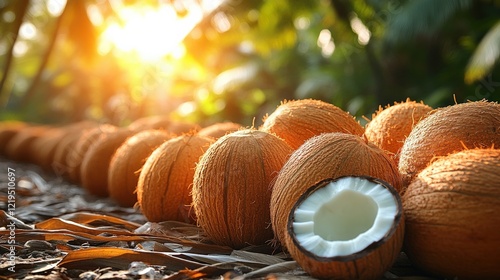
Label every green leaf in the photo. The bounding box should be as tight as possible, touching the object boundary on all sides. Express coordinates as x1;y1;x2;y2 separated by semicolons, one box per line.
384;0;472;44
465;21;500;84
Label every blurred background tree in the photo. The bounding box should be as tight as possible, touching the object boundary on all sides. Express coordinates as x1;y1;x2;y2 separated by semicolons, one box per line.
0;0;499;127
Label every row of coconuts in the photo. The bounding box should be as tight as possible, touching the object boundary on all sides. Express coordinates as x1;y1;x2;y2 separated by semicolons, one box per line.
1;98;499;280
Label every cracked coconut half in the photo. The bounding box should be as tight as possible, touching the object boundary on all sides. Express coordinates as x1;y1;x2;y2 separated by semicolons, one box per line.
285;176;404;280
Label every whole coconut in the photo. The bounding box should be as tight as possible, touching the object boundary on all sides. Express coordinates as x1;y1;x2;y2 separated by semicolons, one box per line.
192;129;293;249
128;115;199;135
4;125;48;162
0;121;27;156
66;124;118;184
108;129;172;207
137;134;214;223
365;99;432;164
197;122;242;139
270;132;403;250
168;120;200;135
80;128;135;197
50;121;97;177
128;115;171;131
398;100;500;184
31;127;67;171
261;99;364;150
403;148;500;279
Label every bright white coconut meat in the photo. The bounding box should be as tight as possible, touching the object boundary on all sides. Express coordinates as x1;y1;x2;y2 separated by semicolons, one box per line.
291;176;398;258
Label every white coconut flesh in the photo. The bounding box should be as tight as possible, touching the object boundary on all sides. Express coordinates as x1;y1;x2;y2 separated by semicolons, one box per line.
292;177;398;258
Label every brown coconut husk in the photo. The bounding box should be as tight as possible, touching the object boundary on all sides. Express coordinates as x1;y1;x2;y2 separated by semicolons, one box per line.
65;124;118;184
108;129;172;207
50;121;97;177
4;125;48;163
0;121;28;156
192;129;294;249
197;122;242;139
365;99;432;165
403;148;500;279
398;100;500;185
128;115;199;135
137;134;214;223
261;99;364;150
128;115;171;131
80;128;135;197
31;127;68;171
270;132;403;251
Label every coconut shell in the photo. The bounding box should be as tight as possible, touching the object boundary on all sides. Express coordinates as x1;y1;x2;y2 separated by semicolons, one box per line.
285;176;405;280
108;129;172;207
261;99;364;149
197;122;242;139
398;100;500;185
403;149;500;279
66;124;118;184
137;134;214;223
0;121;27;156
192;129;293;249
270;132;403;250
365;99;432;164
4;125;48;162
80;128;135;197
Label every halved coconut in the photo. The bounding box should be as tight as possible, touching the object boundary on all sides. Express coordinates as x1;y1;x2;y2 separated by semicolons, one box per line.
286;176;404;280
271;133;403;250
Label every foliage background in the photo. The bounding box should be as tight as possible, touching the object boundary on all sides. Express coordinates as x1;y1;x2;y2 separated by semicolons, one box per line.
0;0;499;127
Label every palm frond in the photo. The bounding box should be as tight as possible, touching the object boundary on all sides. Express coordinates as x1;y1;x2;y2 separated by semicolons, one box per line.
465;20;500;84
384;0;472;44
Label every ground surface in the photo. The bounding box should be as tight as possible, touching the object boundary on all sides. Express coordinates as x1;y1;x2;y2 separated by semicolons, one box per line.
0;158;438;280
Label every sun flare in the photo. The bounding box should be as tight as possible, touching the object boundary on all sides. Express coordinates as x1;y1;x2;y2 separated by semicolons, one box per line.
100;5;202;61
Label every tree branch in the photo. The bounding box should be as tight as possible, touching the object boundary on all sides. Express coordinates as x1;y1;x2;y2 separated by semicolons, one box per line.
20;1;67;105
0;0;30;107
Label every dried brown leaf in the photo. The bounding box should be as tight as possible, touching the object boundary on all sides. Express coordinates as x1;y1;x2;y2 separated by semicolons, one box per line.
58;247;204;271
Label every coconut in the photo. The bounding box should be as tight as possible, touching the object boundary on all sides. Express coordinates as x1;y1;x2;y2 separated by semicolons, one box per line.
108;129;172;207
261;99;364;150
365;99;432;164
398;100;500;184
270;132;403;250
192;129;293;249
137;134;214;223
4;125;48;162
80;128;135;197
128;115;199;135
128;115;171;131
403;148;500;279
31;127;67;171
0;121;27;156
197;122;242;139
50;121;97;177
66;124;118;184
286;176;404;280
168;120;200;135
